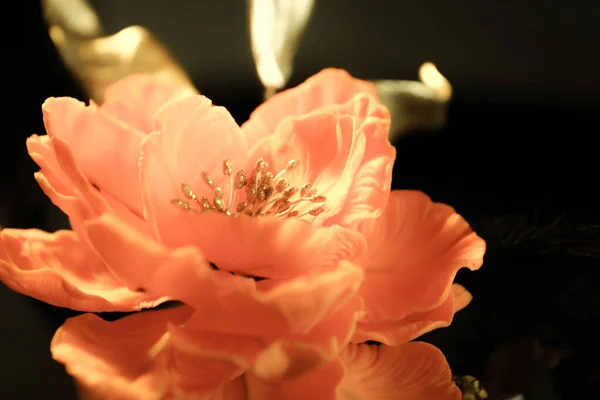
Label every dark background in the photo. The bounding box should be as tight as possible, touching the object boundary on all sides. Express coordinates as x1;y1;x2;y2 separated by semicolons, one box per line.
1;1;599;399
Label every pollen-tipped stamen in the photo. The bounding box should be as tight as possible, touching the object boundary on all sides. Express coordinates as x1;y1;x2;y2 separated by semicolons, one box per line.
171;158;327;219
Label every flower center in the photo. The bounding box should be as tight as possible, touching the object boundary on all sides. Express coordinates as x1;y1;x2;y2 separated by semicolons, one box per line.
170;158;327;219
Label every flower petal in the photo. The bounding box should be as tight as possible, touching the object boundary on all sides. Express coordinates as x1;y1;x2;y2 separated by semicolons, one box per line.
37;137;122;237
100;74;196;133
84;214;365;339
338;342;461;400
140;95;248;247
0;228;165;312
242;68;378;147
248;93;395;227
451;283;473;312
151;327;255;399
353;286;457;345
251;295;364;381
245;358;345;400
27;135;148;236
27;134;72;196
354;190;485;332
51;306;247;400
176;212;366;279
42;97;147;216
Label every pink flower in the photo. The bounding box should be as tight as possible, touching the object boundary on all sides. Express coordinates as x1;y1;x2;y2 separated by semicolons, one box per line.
0;69;485;399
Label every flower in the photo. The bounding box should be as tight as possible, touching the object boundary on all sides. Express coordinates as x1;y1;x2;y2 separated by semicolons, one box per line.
0;69;485;399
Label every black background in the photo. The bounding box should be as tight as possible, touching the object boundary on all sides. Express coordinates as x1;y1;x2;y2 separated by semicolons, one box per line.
1;1;599;399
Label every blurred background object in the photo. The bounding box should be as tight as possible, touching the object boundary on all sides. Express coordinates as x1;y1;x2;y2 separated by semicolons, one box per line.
42;0;453;138
247;0;315;99
42;0;196;103
1;1;600;399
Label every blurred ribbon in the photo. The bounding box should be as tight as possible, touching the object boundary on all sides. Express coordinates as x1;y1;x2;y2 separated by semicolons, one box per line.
42;0;452;138
247;0;316;100
42;0;196;103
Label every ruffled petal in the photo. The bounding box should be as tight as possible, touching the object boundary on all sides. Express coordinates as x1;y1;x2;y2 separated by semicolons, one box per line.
247;93;394;227
27;134;72;196
452;283;473;312
353;286;459;345
245;358;345;400
354;190;485;336
172;212;366;279
34;137;120;237
84;214;365;339
42;97;147;216
252;294;364;382
51;306;248;400
242;68;378;148
100;74;196;133
0;228;165;312
27;135;148;236
338;342;461;400
140;95;248;247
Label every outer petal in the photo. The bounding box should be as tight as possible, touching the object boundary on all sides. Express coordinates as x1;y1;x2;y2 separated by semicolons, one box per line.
27;134;72;196
0;228;165;312
451;283;473;312
140;95;248;247
242;68;378;147
353;285;462;345
27;134;148;235
100;74;196;133
338;342;461;400
32;137;146;239
51;306;248;400
42;97;147;216
354;190;485;341
245;359;345;400
84;214;365;339
250;295;364;381
248;93;395;227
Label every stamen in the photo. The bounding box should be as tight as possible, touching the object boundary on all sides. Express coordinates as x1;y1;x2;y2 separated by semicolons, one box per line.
286;160;298;171
273;159;298;181
181;183;198;203
202;172;215;189
223;160;234;208
170;158;327;220
222;160;232;177
235;170;247;189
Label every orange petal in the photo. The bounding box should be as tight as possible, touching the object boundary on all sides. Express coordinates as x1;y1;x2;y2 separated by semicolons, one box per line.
354;190;485;340
42;97;146;216
252;295;364;381
178;212;366;279
51;306;248;399
84;214;365;339
152;327;256;398
247;93;395;227
339;342;461;400
353;287;457;345
242;68;378;148
27;134;73;196
33;171;91;236
27;135;148;236
0;228;165;312
140;95;248;247
101;74;196;133
452;283;473;312
245;358;345;400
